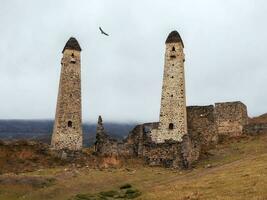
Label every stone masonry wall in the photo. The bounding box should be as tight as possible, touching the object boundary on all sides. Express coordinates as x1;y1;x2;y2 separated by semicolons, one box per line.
95;116;132;157
94;102;249;169
215;101;248;138
142;133;200;169
187;105;218;152
126;122;159;157
95;117;200;169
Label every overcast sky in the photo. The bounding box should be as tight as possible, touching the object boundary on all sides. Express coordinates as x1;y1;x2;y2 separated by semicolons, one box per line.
0;0;267;123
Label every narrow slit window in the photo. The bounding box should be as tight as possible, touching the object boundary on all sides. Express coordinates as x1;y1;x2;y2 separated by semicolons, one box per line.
170;55;176;59
67;121;73;128
172;46;175;51
70;53;76;63
169;123;174;130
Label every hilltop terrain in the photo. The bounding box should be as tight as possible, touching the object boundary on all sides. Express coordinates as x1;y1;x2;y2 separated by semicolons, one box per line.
249;113;267;124
0;115;267;200
0;133;267;200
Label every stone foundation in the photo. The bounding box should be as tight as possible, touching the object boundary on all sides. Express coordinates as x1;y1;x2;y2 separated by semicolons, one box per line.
95;118;200;169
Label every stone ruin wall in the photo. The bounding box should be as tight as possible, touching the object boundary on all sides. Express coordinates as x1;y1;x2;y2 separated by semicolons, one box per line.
94;101;249;169
95;116;133;157
95;119;201;169
215;101;248;138
187;105;218;152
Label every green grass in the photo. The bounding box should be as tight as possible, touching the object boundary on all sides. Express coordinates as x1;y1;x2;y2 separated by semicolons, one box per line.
71;184;141;200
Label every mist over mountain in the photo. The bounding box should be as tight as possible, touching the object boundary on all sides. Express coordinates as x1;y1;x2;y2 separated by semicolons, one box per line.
0;120;136;146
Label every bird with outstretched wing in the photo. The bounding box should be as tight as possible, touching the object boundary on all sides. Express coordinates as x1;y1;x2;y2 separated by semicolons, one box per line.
99;27;109;36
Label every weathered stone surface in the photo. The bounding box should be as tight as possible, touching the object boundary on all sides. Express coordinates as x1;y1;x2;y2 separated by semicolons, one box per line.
151;30;187;143
51;38;83;151
94;118;200;169
142;140;183;168
126;122;158;157
94;116;131;157
94;101;250;169
215;101;248;138
187;105;218;152
95;116;109;154
142;133;200;169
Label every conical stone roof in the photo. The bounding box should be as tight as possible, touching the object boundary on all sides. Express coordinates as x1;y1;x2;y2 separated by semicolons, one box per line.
165;30;184;47
62;37;82;53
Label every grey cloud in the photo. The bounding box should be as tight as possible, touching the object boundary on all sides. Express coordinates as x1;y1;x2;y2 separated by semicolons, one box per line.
0;0;267;123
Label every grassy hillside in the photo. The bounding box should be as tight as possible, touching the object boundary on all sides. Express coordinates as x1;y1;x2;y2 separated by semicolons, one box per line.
0;134;267;200
249;113;267;124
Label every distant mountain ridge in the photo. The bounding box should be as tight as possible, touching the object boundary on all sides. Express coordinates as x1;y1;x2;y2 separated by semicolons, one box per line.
0;120;136;146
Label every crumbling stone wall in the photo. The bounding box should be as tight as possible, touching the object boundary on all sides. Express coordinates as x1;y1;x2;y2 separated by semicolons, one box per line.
187;105;218;152
142;140;183;168
95;117;200;169
142;134;200;169
94;101;249;169
127;122;159;157
95;116;132;157
215;101;248;138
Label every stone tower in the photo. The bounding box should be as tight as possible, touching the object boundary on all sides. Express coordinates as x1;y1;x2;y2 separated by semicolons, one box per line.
151;31;188;143
51;37;83;150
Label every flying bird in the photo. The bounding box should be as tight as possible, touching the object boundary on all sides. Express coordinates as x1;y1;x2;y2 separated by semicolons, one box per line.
99;27;109;36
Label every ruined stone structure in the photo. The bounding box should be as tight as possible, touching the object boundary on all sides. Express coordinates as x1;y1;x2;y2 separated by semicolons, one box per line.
51;37;83;151
46;31;251;170
215;101;248;138
94;116;127;156
94;100;250;169
94;117;200;169
93;31;250;169
187;105;218;152
151;31;187;143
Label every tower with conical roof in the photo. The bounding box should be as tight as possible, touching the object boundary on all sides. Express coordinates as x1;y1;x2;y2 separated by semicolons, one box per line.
151;31;188;143
51;37;83;150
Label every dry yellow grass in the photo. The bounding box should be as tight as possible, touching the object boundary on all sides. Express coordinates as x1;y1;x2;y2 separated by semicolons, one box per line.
0;135;267;200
